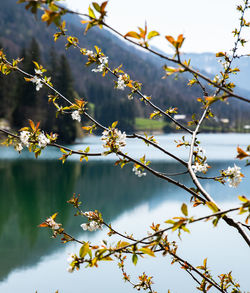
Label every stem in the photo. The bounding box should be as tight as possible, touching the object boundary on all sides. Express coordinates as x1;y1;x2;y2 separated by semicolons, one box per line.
167;250;226;293
0;128;103;157
131;133;188;166
187;108;250;246
53;3;250;104
105;67;193;134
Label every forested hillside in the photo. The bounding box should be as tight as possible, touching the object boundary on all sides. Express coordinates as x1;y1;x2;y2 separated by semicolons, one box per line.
0;0;250;142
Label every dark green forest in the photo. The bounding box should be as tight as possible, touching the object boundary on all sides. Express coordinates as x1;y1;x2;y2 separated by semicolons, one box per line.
1;0;250;143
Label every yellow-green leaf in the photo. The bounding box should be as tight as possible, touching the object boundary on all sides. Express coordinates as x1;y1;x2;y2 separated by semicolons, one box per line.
124;31;141;39
111;121;118;128
216;52;225;57
238;195;248;203
51;212;58;220
206;201;219;213
101;256;113;261
117;241;130;249
181;203;188;216
182;225;190;233
88;6;96;18
147;31;160;40
92;2;101;12
79;242;89;258
132;254;138;265
139;247;155;257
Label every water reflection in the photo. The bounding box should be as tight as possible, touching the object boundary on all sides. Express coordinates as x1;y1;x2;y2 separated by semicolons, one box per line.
0;160;80;281
0;157;249;291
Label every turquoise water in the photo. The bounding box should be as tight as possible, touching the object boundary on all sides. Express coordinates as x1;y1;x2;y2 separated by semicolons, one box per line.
0;133;249;292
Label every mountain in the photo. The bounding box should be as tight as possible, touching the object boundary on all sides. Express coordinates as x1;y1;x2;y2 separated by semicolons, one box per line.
0;0;250;134
183;53;250;92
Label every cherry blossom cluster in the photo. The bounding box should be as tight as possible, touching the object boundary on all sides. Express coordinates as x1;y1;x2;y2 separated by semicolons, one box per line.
29;68;44;91
101;127;126;152
19;130;51;150
67;253;75;273
71;110;81;122
85;50;95;58
223;164;243;188
46;216;61;230
92;56;109;72
192;162;209;173
116;74;129;90
192;146;209;173
132;166;146;177
80;210;103;232
80;221;103;232
30;75;43;91
218;58;230;71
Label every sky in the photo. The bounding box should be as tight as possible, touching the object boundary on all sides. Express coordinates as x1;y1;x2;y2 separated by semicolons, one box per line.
64;0;250;54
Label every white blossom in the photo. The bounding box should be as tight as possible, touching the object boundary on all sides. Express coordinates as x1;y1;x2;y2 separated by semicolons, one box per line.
92;56;108;73
92;63;105;73
51;133;58;140
67;266;73;273
86;50;95;57
15;143;23;152
71;110;81;122
89;221;100;231
132;167;146;177
80;221;102;232
35;69;43;75
115;129;126;147
67;253;75;263
38;132;50;148
224;164;243;188
20;131;31;147
98;56;108;65
116;75;126;90
83;211;96;219
80;223;88;231
128;94;133;100
47;217;60;230
213;75;220;83
192;162;209;173
30;75;43;91
101;128;126;150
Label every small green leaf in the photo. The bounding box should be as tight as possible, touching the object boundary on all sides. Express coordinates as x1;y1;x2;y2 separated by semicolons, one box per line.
147;30;160;40
84;146;90;153
60;148;67;154
111;121;118;128
182;225;190;233
165;219;175;224
181;203;188;216
101;256;113;261
132;254;138;265
206;202;219;213
88;6;96;18
79;242;89;258
124;31;141;39
238;195;248;203
92;2;101;12
139;247;155;257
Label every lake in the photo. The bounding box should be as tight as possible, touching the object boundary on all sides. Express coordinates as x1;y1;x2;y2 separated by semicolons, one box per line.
0;133;249;293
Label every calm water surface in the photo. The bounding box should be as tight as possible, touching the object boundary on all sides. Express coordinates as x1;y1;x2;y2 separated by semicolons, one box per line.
0;133;249;293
